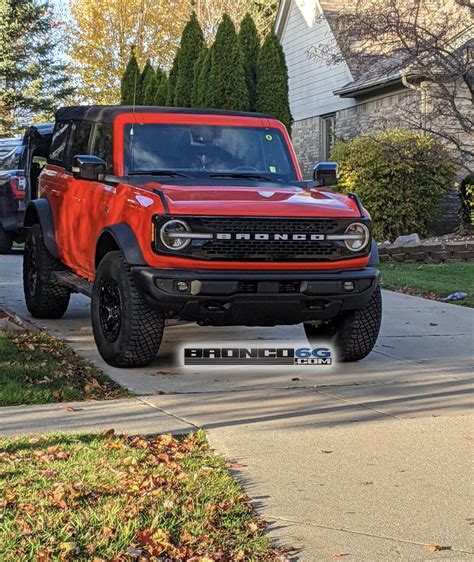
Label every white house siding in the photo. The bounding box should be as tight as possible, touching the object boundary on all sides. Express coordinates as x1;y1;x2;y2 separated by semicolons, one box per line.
277;0;357;175
278;0;356;121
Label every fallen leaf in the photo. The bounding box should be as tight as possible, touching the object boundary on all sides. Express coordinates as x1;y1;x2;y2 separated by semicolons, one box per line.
225;462;245;469
332;553;349;559
101;429;115;438
64;407;76;413
52;391;61;399
426;544;442;552
322;450;333;454
41;470;58;478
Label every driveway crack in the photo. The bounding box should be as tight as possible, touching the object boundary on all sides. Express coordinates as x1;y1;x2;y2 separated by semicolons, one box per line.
135;397;200;430
266;515;474;554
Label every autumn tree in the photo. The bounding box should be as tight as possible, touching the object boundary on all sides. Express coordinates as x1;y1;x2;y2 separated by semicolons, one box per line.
239;13;260;111
120;49;141;105
175;13;204;107
194;0;278;39
308;0;474;172
67;0;189;104
0;0;73;135
256;32;292;132
207;15;249;111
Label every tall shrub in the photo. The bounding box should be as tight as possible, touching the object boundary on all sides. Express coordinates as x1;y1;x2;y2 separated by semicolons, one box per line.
239;13;260;111
140;59;155;105
192;46;208;107
174;12;204;107
331;130;456;240
207;14;249;111
120;48;141;105
155;75;168;105
166;49;180;106
256;32;291;132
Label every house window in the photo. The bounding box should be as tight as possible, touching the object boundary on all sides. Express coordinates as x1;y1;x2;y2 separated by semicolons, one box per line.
322;114;336;161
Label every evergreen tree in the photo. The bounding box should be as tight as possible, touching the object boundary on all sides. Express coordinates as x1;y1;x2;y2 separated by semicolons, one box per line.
174;12;204;107
0;0;73;135
166;49;180;106
207;14;249;111
120;47;141;105
155;75;168;106
139;59;155;105
143;71;158;105
239;13;260;111
256;32;292;132
192;46;208;107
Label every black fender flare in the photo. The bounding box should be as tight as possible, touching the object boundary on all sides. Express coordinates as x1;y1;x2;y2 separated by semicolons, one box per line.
23;199;60;259
95;223;147;269
368;239;379;266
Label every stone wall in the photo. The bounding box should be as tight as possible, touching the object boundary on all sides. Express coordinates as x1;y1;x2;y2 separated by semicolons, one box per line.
291;115;321;178
335;90;419;140
379;239;474;263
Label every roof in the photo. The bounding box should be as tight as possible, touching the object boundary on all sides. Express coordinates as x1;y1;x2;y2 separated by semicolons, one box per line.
275;0;406;98
23;123;54;144
334;52;408;97
55;106;274;124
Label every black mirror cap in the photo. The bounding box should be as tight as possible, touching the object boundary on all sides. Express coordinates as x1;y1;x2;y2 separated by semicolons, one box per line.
313;161;339;187
72;155;107;181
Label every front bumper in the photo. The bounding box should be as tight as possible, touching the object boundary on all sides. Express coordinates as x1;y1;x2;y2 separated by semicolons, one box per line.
132;267;380;326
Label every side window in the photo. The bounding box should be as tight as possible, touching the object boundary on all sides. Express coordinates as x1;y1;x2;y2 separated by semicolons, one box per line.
65;121;93;171
90;124;113;173
321;114;336;161
49;121;71;166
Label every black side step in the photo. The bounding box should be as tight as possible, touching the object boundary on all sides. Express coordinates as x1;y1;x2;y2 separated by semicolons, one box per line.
53;271;93;297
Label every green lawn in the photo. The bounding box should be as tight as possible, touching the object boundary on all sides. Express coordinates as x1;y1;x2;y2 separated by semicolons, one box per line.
0;329;126;406
0;431;283;561
379;262;474;307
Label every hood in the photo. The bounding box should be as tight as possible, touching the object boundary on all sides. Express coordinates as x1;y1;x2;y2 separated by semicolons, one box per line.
148;182;364;218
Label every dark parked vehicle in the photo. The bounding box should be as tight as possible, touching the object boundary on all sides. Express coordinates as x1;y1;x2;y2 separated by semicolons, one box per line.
0;138;22;164
0;124;53;252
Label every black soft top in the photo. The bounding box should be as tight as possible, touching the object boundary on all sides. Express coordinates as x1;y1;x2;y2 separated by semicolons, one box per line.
55;105;274;125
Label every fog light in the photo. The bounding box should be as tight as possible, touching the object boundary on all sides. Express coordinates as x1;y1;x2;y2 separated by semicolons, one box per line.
343;281;355;292
176;281;190;293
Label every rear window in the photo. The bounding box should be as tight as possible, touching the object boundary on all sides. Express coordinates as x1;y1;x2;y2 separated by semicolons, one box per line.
49;121;71;166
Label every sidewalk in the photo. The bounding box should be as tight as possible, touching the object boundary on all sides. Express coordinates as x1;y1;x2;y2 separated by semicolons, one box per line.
1;254;473;560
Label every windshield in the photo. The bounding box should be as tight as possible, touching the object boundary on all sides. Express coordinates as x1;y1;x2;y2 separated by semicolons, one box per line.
123;124;298;182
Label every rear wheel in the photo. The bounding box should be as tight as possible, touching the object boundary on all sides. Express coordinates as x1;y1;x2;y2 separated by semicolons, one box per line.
91;251;165;368
0;226;14;254
23;224;70;318
304;286;382;362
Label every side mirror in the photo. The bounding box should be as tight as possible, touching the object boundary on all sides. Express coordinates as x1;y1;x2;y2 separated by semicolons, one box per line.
313;162;338;187
72;155;106;181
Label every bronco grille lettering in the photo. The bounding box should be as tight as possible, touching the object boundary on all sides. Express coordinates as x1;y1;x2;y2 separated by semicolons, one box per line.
215;233;326;241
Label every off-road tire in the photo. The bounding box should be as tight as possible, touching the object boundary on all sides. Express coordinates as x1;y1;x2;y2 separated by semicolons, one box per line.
91;251;165;368
304;285;382;362
23;224;70;318
0;226;14;254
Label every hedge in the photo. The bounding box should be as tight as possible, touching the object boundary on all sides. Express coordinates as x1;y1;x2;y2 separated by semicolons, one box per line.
331;130;456;240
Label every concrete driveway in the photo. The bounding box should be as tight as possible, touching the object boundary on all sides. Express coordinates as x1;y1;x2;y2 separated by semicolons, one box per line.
1;253;473;560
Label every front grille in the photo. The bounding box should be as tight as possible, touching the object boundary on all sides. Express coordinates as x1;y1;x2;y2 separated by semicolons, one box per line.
154;216;371;262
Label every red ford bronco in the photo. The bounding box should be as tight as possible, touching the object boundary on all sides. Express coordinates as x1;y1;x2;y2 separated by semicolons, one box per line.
23;106;381;367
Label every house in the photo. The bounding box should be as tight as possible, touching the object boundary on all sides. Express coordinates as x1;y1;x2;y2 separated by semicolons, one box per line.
275;0;473;233
275;0;421;178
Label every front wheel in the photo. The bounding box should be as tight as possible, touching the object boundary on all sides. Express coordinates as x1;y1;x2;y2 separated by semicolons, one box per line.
304;286;382;362
91;251;165;368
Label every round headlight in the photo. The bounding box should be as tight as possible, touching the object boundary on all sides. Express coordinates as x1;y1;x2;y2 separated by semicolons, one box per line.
160;219;191;251
344;222;370;252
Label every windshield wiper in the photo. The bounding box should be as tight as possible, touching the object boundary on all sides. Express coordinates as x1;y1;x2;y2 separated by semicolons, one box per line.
128;170;190;178
209;172;277;182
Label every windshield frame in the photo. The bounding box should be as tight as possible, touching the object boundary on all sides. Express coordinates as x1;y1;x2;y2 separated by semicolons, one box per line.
113;112;302;181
